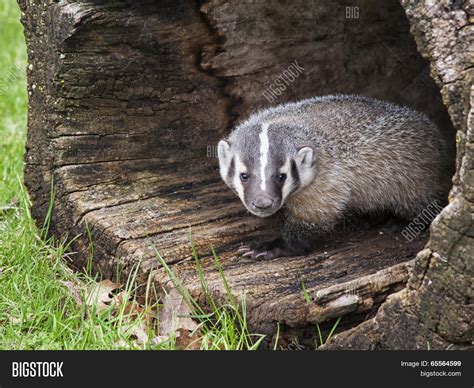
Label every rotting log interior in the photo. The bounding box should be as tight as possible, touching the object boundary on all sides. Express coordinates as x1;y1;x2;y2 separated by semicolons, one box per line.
19;0;455;337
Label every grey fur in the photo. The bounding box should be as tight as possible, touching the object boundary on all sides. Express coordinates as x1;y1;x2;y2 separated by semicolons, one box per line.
218;94;454;259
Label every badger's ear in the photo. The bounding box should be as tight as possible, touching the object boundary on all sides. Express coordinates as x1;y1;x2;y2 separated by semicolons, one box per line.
296;146;314;167
295;146;315;186
218;140;232;163
218;140;233;181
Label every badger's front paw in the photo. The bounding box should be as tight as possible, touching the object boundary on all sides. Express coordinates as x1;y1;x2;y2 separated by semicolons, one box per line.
237;238;295;260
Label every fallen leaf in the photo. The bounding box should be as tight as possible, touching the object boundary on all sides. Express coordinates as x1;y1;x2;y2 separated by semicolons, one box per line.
176;329;201;350
8;314;34;325
114;292;144;317
115;334;169;349
121;321;149;346
160;288;198;335
59;280;83;306
159;288;200;349
85;279;121;311
149;335;170;346
113;290;161;346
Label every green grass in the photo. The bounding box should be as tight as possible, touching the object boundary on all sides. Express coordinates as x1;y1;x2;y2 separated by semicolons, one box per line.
0;0;27;204
0;1;167;350
155;245;265;350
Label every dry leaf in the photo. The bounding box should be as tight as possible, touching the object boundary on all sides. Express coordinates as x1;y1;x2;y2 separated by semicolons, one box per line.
115;334;168;349
149;335;169;346
176;329;201;350
85;279;121;311
115;292;156;329
114;291;160;346
59;280;83;306
85;281;201;348
160;288;198;335
121;321;149;345
159;288;200;349
114;292;144;318
8;314;34;325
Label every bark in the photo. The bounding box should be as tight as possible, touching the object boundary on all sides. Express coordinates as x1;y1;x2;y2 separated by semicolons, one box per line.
325;0;473;350
18;0;467;345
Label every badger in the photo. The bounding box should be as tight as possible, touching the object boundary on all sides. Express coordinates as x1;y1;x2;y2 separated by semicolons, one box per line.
217;95;453;260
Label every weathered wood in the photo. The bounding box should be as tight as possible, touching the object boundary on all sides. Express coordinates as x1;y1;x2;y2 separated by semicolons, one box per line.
153;227;425;337
325;0;473;350
19;0;460;342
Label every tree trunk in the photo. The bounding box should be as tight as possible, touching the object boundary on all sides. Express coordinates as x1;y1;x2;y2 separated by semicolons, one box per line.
18;0;470;346
325;0;473;350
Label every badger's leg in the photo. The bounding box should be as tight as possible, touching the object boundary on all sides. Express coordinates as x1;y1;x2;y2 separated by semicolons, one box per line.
240;218;329;260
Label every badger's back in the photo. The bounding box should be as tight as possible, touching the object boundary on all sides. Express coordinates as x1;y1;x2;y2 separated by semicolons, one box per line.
251;95;454;220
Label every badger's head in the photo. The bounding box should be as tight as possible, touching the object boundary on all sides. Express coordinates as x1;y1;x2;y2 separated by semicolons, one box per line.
218;122;315;218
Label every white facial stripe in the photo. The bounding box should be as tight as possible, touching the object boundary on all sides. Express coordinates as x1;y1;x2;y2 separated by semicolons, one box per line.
280;157;293;202
233;154;247;202
259;123;270;191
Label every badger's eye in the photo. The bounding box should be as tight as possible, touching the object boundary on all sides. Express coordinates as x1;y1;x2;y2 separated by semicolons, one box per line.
276;173;287;183
240;173;250;182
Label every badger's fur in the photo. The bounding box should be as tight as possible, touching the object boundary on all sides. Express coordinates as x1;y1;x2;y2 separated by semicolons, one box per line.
218;94;453;260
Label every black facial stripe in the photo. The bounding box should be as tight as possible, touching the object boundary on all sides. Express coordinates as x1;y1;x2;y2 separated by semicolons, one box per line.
227;156;239;195
227;156;235;181
290;159;301;192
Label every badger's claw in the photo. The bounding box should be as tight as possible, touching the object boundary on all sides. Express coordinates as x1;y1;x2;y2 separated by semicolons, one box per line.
242;250;255;257
237;238;295;260
254;251;268;259
241;247;278;260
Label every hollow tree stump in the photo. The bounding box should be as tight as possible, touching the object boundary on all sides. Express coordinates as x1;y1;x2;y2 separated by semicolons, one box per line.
325;0;473;350
19;0;468;345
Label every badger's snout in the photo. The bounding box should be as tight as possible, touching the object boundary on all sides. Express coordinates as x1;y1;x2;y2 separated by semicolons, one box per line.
251;196;274;210
247;194;280;217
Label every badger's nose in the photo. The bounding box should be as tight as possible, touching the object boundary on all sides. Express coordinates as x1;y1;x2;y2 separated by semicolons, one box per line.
251;197;274;210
